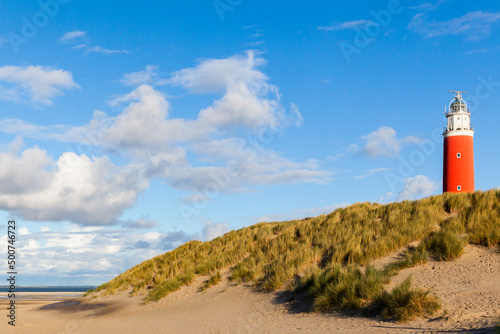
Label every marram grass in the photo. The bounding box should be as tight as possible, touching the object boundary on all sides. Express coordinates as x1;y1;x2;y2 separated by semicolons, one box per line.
375;277;441;322
199;271;222;292
90;190;500;321
423;229;467;261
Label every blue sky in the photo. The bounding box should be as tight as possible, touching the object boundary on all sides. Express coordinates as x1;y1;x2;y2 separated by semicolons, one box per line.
0;0;499;286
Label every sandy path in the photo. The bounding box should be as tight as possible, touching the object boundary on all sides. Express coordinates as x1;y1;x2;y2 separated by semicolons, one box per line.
1;245;498;333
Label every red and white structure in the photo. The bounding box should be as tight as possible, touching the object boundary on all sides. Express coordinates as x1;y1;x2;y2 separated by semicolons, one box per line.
443;91;475;193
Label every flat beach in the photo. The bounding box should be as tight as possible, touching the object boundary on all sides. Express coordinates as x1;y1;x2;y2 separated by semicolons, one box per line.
1;245;498;333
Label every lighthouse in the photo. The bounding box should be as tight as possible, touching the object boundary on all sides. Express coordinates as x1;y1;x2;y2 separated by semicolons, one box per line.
443;91;475;193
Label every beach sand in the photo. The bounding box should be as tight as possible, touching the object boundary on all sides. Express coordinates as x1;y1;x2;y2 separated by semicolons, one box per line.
2;245;499;333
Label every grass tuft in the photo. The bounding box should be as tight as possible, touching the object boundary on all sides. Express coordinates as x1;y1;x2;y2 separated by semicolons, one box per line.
147;272;195;302
199;272;222;292
297;265;387;312
423;229;467;261
383;244;429;277
373;277;441;322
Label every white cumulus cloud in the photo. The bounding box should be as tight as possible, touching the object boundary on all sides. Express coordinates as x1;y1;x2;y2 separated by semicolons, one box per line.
202;220;230;241
398;175;439;200
361;127;402;157
198;81;282;129
169;51;297;129
0;65;79;105
0;143;148;225
361;127;421;158
169;51;268;94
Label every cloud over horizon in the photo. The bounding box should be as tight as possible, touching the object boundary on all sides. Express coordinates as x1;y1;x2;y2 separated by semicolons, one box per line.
0;223;201;285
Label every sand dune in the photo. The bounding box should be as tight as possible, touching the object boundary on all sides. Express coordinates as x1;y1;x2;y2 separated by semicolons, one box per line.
3;245;499;333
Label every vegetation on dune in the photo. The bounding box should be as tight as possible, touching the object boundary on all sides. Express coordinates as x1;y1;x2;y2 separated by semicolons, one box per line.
373;277;441;322
293;244;439;321
199;271;222;292
296;265;389;312
423;228;467;261
90;190;500;322
83;288;95;297
378;243;429;278
147;271;196;302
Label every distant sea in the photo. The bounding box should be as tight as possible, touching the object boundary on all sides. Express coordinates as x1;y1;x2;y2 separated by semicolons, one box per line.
0;286;97;300
0;286;96;293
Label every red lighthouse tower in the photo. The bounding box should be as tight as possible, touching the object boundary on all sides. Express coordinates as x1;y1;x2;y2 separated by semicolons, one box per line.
443;91;475;193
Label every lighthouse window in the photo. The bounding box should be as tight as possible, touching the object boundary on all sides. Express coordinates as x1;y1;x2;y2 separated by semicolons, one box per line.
457;185;462;191
457;153;461;158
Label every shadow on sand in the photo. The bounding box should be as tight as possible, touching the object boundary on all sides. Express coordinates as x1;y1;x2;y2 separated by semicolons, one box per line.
40;298;121;317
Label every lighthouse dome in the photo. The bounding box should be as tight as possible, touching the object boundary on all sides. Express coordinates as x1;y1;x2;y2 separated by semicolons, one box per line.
449;98;468;113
